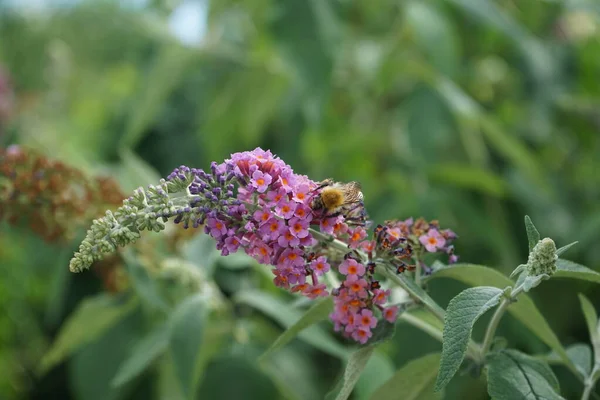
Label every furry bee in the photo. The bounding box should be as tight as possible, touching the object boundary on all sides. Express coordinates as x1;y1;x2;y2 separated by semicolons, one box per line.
310;179;364;217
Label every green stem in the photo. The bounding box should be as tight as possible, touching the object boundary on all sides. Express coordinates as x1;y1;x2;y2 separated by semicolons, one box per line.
400;313;481;361
480;297;510;357
581;366;600;400
414;255;422;288
478;284;525;359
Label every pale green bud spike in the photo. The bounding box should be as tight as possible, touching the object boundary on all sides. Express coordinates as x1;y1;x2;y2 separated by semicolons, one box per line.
526;237;557;276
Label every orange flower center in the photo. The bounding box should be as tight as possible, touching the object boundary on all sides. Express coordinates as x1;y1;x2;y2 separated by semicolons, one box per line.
256;178;265;186
296;193;305;200
428;237;438;245
348;265;358;274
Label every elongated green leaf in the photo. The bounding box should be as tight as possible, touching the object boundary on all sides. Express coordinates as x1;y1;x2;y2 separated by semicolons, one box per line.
427;264;577;374
40;294;137;374
370;353;442;400
123;251;170;313
170;294;209;399
567;343;593;377
556;242;578;257
120;44;195;149
326;346;375;400
405;2;460;77
259;297;333;362
487;350;563;400
578;294;600;363
525;215;541;252
557;259;600;284
111;323;170;387
427;163;508;197
393;272;446;318
355;352;395;400
236;291;348;359
435;286;504;390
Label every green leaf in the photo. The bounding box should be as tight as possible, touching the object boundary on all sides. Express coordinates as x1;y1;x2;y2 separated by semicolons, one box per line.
39;294;137;374
68;309;142;400
487;350;564;400
116;148;162;191
578;294;600;364
426;163;508;197
370;353;443;400
427;264;577;374
567;343;593;377
405;2;460;77
518;274;550;293
556;242;578;257
111;323;170;387
325;346;376;400
525;215;541;252
236;291;348;359
393;272;447;318
123;251;170;312
355;352;395;400
120;44;195;149
435;286;504;391
556;259;600;284
169;293;209;399
259;297;333;362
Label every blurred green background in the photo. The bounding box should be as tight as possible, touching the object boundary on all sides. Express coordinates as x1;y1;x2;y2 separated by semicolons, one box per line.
1;0;600;399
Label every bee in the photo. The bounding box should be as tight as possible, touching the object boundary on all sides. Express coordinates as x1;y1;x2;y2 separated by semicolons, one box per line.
310;179;364;218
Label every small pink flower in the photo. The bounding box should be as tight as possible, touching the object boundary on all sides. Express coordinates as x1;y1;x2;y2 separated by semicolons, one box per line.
292;183;310;203
275;199;296;219
319;217;339;235
260;218;284;241
310;256;330;276
358;309;377;329
206;217;228;238
383;306;400;323
288;217;309;238
303;283;329;299
266;189;286;206
223;236;242;254
251;170;272;193
348;227;367;248
253;209;272;225
419;229;446;252
277;230;300;247
339;259;365;279
372;289;390;305
279;248;305;267
278;171;295;192
352;328;372;344
346;278;368;298
250;240;272;264
293;204;312;221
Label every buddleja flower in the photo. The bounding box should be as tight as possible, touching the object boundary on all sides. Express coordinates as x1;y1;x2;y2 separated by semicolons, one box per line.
376;218;459;265
70;148;458;344
0;145;124;241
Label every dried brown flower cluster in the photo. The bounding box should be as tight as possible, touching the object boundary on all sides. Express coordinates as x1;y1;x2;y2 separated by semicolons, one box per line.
0;145;125;242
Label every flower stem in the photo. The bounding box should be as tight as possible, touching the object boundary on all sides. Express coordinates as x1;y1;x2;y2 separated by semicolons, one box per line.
480;297;510;357
414;255;422;288
479;284;526;359
400;312;481;361
581;366;600;400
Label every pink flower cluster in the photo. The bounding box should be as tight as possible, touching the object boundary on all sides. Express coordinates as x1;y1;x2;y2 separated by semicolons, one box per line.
330;256;399;343
188;148;398;343
384;218;459;264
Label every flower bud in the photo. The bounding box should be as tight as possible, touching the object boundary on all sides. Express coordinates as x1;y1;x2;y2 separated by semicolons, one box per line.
527;237;557;276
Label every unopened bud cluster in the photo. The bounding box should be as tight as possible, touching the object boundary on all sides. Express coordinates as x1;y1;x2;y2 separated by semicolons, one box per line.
527;237;557;276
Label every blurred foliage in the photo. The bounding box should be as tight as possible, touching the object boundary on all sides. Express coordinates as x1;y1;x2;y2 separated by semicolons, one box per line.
0;0;600;399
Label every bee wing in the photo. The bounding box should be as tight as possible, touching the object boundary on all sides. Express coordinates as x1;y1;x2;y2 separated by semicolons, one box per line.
342;181;364;203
